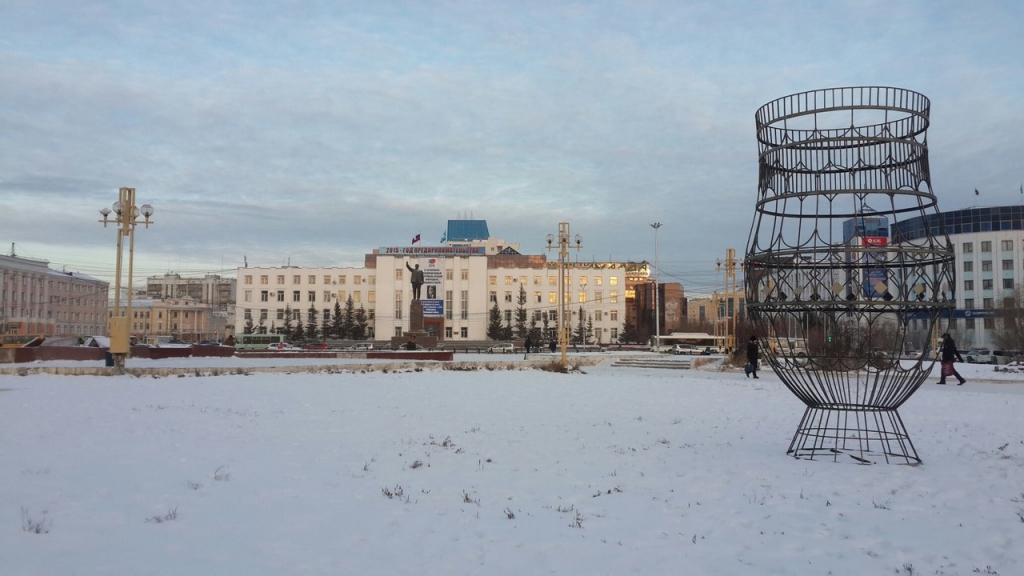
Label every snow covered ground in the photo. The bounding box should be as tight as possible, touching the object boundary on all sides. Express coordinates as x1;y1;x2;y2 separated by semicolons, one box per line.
2;356;1022;575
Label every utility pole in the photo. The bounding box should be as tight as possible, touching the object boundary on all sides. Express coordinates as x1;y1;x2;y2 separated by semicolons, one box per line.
546;222;581;368
717;249;739;353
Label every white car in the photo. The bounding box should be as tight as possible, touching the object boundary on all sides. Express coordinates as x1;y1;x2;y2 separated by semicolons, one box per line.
266;342;301;351
486;343;515;353
349;343;374;351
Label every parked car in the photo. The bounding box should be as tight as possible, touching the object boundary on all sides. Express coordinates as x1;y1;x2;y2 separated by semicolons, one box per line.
304;341;330;350
486;343;515;353
671;344;700;355
349;342;374;351
196;340;220;346
964;348;993;364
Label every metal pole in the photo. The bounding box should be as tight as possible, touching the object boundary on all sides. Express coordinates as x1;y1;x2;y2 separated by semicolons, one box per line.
651;223;662;350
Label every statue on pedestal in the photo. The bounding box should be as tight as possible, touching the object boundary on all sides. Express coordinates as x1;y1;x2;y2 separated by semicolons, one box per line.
406;260;424;300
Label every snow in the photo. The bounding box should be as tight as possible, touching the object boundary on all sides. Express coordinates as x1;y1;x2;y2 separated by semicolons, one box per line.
2;356;1022;575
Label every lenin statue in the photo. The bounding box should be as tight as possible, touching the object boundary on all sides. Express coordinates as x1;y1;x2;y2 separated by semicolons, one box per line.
406;261;425;300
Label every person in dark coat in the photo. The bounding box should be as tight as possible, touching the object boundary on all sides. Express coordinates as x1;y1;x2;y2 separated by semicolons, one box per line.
746;335;760;379
938;333;966;385
524;336;533;359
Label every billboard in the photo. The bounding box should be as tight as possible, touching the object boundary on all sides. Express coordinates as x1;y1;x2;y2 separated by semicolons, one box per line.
417;257;444;317
862;236;888;297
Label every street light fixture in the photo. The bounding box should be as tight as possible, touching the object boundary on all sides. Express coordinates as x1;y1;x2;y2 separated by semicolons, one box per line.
99;187;154;373
650;222;662;350
546;222;582;368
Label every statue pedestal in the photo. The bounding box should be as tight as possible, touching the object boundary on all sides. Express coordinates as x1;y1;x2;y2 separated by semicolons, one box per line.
390;300;438;350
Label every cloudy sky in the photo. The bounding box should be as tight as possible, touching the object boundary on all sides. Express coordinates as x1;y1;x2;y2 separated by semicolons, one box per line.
2;1;1022;295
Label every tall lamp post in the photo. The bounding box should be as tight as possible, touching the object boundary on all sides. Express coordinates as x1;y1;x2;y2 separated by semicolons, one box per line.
99;187;154;373
650;222;662;350
546;222;581;368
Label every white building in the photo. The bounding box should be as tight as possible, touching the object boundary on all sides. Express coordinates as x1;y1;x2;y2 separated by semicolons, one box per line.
234;220;629;343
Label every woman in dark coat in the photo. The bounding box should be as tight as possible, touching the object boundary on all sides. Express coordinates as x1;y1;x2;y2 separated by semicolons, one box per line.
938;333;966;385
746;335;759;379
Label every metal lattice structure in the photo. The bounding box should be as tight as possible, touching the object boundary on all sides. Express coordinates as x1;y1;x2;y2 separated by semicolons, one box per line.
745;87;955;464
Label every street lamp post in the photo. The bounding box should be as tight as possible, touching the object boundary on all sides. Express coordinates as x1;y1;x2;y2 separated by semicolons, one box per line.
546;222;581;368
99;187;154;373
650;222;662;350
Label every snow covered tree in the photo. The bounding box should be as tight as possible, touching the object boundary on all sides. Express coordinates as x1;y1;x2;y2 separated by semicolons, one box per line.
487;302;503;340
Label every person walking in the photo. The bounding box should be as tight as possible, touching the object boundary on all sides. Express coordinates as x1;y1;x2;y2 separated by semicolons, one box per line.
524;335;533;359
746;335;760;379
938;333;966;385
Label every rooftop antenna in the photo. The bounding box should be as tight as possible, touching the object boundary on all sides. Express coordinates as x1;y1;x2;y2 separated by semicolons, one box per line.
244;256;248;268
9;242;15;257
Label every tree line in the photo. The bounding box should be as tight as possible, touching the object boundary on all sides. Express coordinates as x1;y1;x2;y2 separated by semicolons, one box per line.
242;295;370;342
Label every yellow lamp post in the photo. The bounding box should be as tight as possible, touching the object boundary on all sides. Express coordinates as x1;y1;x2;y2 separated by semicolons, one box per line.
99;187;154;373
546;222;581;368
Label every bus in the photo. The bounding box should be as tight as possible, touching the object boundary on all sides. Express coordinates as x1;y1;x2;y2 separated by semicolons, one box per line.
234;333;285;350
0;334;45;348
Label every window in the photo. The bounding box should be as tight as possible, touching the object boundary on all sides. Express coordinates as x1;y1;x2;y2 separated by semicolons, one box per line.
461;270;469;281
244;275;253;285
293;290;300;302
445;327;453;338
595;291;602;302
260;290;269;302
308;291;316;302
354;275;362;285
1002;240;1014;251
445;290;453;320
549;291;557;303
984;318;995;329
338;276;346;285
293;275;301;284
594;310;602;321
982;261;992;271
489;276;497;286
963;242;973;253
394;292;403;320
579;276;587;286
611;327;618;340
446;270;453;281
505;276;513;286
964;298;974;309
353;292;361;303
504;310;512;322
260;275;268;284
578;291;586;303
610;277;618;286
595;277;603;286
308;275;316;284
965;318;975;330
368;291;375;303
610;291;619;303
460;327;468;338
324;291;331;302
549;275;556;285
259;309;267;320
533;276;541;285
610;310;618;321
535;291;542;303
1003;278;1014;289
461;290;469;320
277;291;284;302
338;290;346;302
983;279;993;290
519;276;527;285
324;275;331;284
981;241;992;252
276;275;285;284
1003;260;1014;271
983;298;994;309
504;291;513;303
964;261;973;272
244;290;252;302
276;309;284;320
964;280;974;291
490;291;497;303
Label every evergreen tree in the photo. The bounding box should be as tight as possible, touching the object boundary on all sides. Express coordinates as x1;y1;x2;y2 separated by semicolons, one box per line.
244;317;255;334
282;305;294;338
294;319;305;342
529;315;541;343
487;302;503;340
502;313;514;341
332;300;344;339
353;305;368;340
257;318;267;334
307;306;318;340
573;306;586;344
586;314;595;344
342;296;357;339
619;320;639;344
542;311;550;341
320;308;331;341
514;285;528;338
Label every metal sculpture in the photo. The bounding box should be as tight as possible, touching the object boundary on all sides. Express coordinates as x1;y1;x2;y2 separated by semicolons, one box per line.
745;87;955;464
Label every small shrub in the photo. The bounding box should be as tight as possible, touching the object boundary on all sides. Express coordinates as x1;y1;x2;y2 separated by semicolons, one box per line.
213;466;231;482
21;507;50;534
145;507;178;524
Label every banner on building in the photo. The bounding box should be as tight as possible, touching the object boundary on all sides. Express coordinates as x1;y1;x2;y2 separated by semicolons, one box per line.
417;257;444;317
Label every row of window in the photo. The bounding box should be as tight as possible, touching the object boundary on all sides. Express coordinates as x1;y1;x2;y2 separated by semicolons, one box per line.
245;289;375;304
961;260;1023;272
961;240;1020;253
243;274;375;286
487;275;619;287
488;290;621;304
963;279;1016;291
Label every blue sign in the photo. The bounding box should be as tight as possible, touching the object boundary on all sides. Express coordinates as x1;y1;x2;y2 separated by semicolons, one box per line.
422;300;444;317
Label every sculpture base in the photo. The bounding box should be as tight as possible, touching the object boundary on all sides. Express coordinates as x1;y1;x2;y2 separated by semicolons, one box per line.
787;406;920;465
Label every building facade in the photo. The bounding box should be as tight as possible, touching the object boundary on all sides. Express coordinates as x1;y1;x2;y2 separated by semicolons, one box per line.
893;205;1024;349
1;253;109;337
109;297;221;343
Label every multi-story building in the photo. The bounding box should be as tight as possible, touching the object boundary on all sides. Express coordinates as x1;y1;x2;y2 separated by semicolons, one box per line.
1;253;108;337
109;297;220;343
234;220;637;344
145;272;236;339
893;205;1024;349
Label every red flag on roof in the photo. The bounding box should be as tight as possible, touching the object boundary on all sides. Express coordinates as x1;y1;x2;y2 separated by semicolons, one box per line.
411;233;420;245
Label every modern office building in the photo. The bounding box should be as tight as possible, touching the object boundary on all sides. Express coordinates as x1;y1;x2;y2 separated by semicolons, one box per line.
892;205;1024;348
